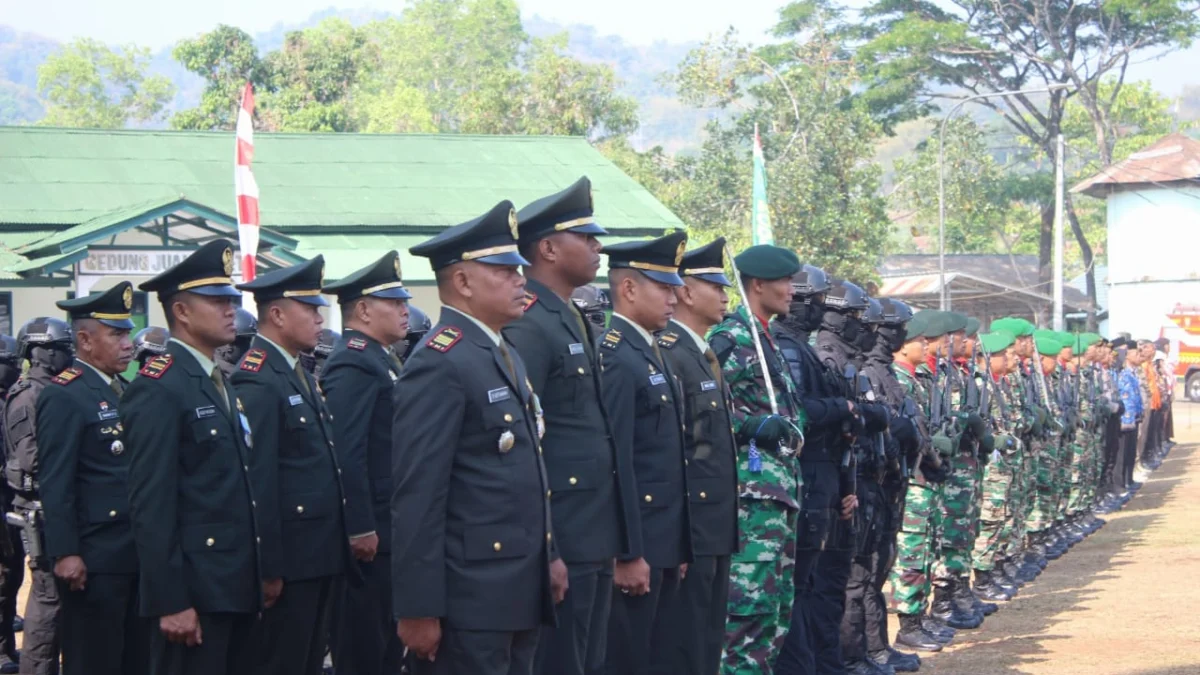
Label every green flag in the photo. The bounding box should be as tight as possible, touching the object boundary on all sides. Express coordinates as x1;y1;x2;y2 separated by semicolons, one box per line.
752;124;774;245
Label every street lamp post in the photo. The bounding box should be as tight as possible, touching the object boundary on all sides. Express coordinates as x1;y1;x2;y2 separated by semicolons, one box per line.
937;84;1071;310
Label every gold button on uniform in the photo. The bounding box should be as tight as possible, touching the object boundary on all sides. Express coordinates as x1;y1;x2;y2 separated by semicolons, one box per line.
569;477;578;486
661;394;668;402
644;494;653;503
504;413;514;423
710;400;718;408
493;542;502;552
546;490;552;498
546;532;552;542
205;538;215;547
700;492;708;499
577;367;585;375
210;429;217;437
109;510;117;518
299;416;306;423
296;505;305;514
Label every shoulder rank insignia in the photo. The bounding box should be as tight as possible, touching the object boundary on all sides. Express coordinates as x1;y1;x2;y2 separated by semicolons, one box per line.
347;337;369;351
657;332;680;349
51;367;83;386
139;355;173;379
601;329;622;350
239;349;266;373
521;292;538;312
426;327;463;353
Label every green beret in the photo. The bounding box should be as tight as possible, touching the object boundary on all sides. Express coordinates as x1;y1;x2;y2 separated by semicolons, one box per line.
1035;334;1062;357
979;330;1015;354
904;311;930;342
964;316;981;337
733;245;801;280
991;317;1035;337
916;310;948;338
1082;332;1103;345
1055;331;1074;351
944;312;969;334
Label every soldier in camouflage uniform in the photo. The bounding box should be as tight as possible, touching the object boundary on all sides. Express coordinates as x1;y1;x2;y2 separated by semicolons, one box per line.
1027;332;1066;563
708;245;804;675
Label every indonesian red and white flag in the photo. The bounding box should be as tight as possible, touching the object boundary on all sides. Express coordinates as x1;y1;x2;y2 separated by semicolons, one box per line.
235;82;260;283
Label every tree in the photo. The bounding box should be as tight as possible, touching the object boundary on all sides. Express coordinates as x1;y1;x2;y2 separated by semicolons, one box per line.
858;0;1200;327
171;25;264;130
37;38;174;128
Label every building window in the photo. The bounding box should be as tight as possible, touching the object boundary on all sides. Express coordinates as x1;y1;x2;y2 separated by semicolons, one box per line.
0;292;11;336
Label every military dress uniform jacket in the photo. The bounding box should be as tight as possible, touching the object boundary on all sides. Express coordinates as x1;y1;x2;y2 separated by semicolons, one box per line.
599;315;692;569
122;342;261;617
35;362;137;574
319;328;399;551
231;337;349;582
502;278;635;564
657;323;738;557
391;311;555;632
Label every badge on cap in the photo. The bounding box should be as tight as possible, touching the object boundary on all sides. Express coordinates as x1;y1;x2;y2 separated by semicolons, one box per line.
123;286;133;310
393;256;401;279
674;240;686;266
110;440;124;456
222;247;234;276
508;208;519;241
498;430;515;453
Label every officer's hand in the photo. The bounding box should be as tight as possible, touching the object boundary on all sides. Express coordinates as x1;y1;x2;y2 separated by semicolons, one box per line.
160;608;202;647
262;578;283;609
398;617;441;661
54;555;87;591
679;563;689;580
840;494;858;520
350;533;379;562
549;559;569;604
614;557;652;596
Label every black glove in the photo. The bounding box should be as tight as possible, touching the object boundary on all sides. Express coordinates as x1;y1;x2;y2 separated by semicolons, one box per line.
888;415;918;452
860;402;889;433
741;415;792;445
920;456;948;483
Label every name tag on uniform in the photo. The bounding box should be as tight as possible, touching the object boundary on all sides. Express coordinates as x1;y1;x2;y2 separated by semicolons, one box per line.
701;380;718;391
97;409;120;421
568;343;585;355
195;406;217;419
288;395;303;407
649;373;667;386
488;388;511;403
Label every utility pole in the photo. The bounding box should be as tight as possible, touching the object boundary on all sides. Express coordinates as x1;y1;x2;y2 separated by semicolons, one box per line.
1052;133;1065;331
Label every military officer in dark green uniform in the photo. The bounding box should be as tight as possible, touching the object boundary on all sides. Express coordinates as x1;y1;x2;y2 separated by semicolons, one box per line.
394;200;558;675
122;240;262;675
36;282;149;675
505;177;635;675
654;238;739;674
319;251;412;675
599;232;693;675
231;256;350;675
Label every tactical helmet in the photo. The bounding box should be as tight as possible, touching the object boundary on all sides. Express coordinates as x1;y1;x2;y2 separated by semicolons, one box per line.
876;298;915;325
17;317;73;360
823;279;870;312
571;284;611;328
394;305;433;362
790;264;832;298
234;307;258;338
0;335;18;365
315;328;340;358
132;326;170;365
862;297;884;324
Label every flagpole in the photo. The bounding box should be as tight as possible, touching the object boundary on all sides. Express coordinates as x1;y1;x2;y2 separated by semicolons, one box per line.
234;82;261;295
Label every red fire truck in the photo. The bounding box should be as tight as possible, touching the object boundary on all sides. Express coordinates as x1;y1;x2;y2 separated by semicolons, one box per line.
1165;304;1200;402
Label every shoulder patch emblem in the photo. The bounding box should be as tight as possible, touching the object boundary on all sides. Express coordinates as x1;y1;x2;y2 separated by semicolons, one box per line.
426;327;463;353
139;355;173;379
347;337;369;351
239;349;266;373
520;292;538;312
601;329;622;350
51;367;83;386
657;331;680;349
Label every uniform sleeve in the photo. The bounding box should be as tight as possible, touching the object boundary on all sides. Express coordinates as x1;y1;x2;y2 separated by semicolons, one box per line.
503;318;552;398
321;359;378;538
599;349;644;561
123;379;191;617
6;390;41;478
35;387;84;560
232;374;285;580
390;352;461;619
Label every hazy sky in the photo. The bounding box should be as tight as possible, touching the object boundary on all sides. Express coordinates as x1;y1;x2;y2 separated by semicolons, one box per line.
4;0;785;47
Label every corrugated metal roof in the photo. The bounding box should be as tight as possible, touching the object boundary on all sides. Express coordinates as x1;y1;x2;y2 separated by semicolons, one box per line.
1072;133;1200;197
0;126;684;232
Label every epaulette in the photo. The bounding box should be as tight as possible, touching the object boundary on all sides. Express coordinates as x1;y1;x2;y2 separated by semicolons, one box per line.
601;329;622;350
139;355;173;379
50;367;83;386
657;331;680;350
521;292;538;312
347;337;369;351
239;349;266;373
426;327;463;353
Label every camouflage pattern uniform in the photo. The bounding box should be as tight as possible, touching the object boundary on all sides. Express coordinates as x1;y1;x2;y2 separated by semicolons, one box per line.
1027;365;1061;535
970;373;1021;571
1002;370;1034;560
1051;368;1073;524
710;305;804;675
885;364;937;616
1066;365;1095;517
930;361;978;581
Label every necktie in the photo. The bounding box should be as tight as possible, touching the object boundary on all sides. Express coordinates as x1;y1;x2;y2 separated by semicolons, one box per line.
387;350;405;374
652;343;665;369
569;305;593;355
110;378;124;397
294;362;312;396
704;347;725;388
498;342;519;384
210;367;230;414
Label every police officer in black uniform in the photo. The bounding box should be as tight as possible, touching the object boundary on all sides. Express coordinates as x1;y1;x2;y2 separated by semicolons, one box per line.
504;177;634;675
0;335;23;675
598;231;692;675
35;282;149;675
394;200;558;675
5;316;73;675
232;256;350;675
132;327;170;370
653;238;739;674
320;251;412;675
122;239;262;675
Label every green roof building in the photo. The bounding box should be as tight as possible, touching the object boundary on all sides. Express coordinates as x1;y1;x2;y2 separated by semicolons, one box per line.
0;126;684;334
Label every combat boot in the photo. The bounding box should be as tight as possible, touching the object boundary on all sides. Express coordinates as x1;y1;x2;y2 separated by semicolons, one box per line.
895;614;944;652
973;569;1012;602
955;577;995;618
847;659;894;675
870;647;921;673
921;615;956;642
1002;557;1024;588
932;582;980;629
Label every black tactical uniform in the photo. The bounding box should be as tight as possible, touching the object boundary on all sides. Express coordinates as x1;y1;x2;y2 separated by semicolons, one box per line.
653;239;739;675
232;257;351;675
132;327;170;370
5;317;74;675
394;201;555;675
0;335;24;674
598;233;693;675
123;240;262;675
504;178;634;675
320;251;412;675
36;282;149;675
215;309;257;377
